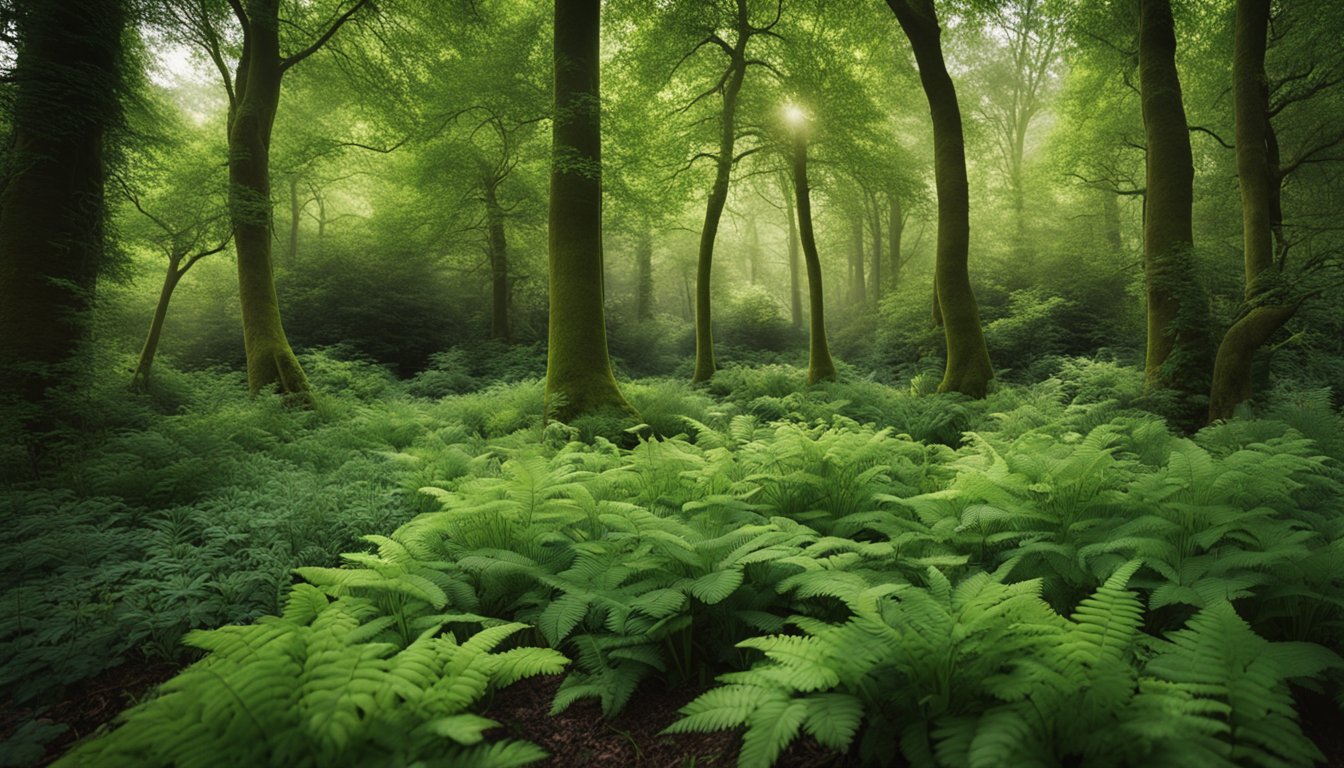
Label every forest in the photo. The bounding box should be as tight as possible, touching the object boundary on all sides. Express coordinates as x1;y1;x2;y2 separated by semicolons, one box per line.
1;0;1342;765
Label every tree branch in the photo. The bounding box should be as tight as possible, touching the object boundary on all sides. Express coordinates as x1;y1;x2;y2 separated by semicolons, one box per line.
280;0;371;73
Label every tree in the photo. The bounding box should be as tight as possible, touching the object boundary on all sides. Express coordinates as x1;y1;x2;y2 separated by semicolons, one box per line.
1137;0;1210;419
116;125;232;390
885;0;994;397
0;0;125;403
543;0;636;424
784;105;836;384
680;0;782;383
165;0;371;397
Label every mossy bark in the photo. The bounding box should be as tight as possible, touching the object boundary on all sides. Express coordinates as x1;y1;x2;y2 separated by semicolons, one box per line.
887;0;993;397
229;4;310;400
791;133;836;385
1209;0;1293;422
0;0;123;403
544;0;636;424
1138;0;1210;419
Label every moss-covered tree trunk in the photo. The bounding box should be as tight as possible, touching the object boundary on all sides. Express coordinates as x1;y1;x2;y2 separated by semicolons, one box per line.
886;0;992;397
1209;0;1294;422
791;132;836;385
635;231;654;321
480;161;512;342
1138;0;1210;418
0;0;122;403
229;5;309;399
544;0;635;423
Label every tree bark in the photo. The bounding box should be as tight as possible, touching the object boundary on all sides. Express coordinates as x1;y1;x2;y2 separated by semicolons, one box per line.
1138;0;1210;417
635;231;654;321
229;4;309;399
782;173;803;330
889;195;904;288
544;0;635;423
132;259;183;391
0;0;123;403
850;216;867;305
481;161;511;342
692;0;752;384
887;0;993;397
791;131;836;385
1209;0;1292;422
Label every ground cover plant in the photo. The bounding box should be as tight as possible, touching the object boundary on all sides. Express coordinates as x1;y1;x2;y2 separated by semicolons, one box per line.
2;0;1343;765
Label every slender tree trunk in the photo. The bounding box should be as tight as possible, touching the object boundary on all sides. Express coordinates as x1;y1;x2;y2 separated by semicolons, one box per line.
692;2;751;384
850;216;867;304
544;0;635;423
1138;0;1210;420
791;132;836;385
0;0;123;404
871;197;883;303
783;173;803;330
132;259;183;391
1101;189;1123;259
889;195;904;288
887;0;993;397
287;174;300;262
1209;0;1292;422
481;163;511;342
229;10;309;399
635;231;654;321
747;216;761;285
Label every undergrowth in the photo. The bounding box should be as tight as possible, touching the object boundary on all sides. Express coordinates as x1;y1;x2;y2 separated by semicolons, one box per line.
3;353;1341;767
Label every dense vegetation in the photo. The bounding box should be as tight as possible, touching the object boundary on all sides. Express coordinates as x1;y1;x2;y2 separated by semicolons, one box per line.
1;0;1341;766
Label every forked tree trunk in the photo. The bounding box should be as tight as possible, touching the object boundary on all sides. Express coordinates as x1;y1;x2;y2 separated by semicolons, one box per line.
1209;0;1294;422
0;0;123;403
791;132;836;385
544;0;635;423
886;0;992;397
1138;0;1210;419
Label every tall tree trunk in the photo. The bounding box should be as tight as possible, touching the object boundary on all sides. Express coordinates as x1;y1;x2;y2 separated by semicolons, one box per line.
747;216;762;285
132;258;183;391
544;0;635;423
887;0;993;397
287;174;301;262
870;196;883;303
1209;0;1293;422
692;1;751;384
889;195;904;288
635;230;654;321
0;0;123;403
850;216;867;304
1101;188;1123;259
230;8;309;399
1138;0;1210;421
791;131;836;385
481;163;511;342
783;173;803;330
